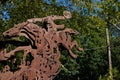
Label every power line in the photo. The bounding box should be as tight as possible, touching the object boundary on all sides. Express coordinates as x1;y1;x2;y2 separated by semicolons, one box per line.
112;23;120;31
74;46;107;54
84;46;107;51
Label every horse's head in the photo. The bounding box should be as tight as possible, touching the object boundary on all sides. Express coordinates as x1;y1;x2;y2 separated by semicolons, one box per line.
3;22;28;38
3;22;43;48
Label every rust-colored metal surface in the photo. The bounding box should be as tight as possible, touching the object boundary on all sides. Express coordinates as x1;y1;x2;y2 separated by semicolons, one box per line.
0;11;83;80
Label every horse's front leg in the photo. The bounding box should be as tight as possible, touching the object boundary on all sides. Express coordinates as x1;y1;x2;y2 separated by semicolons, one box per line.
0;49;7;60
22;49;31;65
70;41;83;51
68;49;77;58
4;46;31;60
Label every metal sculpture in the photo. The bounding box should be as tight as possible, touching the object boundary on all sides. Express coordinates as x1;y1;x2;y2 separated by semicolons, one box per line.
0;11;83;80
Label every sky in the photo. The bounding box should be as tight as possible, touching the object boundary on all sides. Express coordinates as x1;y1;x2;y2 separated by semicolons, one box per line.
1;0;120;20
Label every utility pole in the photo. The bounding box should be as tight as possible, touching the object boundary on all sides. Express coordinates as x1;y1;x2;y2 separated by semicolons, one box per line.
105;27;113;80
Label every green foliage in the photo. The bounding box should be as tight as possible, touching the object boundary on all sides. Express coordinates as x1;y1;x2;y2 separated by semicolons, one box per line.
98;68;120;80
0;0;120;80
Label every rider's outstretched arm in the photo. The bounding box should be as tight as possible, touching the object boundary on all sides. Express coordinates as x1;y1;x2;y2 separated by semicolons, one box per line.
27;18;43;23
27;11;71;23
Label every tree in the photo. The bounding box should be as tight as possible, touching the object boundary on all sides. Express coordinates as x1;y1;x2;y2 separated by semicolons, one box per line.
0;0;120;80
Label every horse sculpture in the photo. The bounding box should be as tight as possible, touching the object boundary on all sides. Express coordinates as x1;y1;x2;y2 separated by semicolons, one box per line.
0;11;83;80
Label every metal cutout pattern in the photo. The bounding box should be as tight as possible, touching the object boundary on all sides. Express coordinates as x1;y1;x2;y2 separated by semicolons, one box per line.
0;11;83;80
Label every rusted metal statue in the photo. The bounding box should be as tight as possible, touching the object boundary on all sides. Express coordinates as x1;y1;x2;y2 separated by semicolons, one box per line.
0;11;83;80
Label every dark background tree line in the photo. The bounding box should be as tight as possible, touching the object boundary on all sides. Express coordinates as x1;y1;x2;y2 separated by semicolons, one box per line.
0;0;120;80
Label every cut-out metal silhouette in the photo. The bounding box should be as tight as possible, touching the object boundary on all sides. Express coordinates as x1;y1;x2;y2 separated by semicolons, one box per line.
0;11;83;80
